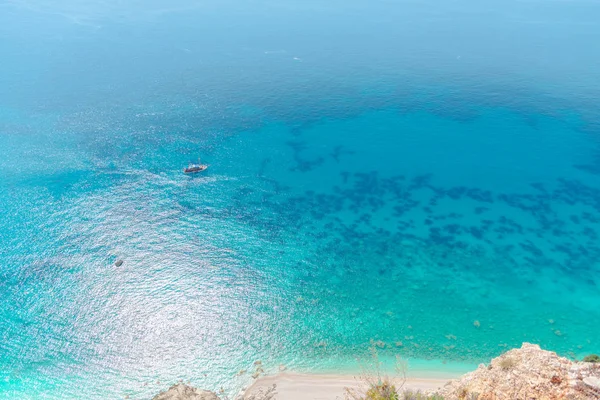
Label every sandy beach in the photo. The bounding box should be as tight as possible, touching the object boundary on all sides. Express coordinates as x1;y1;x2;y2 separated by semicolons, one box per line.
243;372;454;400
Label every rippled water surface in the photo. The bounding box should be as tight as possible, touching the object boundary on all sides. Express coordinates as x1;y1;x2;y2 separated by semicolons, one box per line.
2;0;600;399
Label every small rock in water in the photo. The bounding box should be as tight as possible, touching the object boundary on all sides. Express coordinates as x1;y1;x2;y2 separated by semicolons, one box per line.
253;360;262;366
115;259;124;267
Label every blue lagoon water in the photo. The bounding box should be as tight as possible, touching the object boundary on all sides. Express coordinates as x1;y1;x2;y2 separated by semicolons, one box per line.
2;0;600;398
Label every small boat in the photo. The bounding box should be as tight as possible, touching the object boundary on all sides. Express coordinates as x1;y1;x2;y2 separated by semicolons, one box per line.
184;161;208;174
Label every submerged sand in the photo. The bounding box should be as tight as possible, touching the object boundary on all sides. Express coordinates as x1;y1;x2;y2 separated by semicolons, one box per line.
242;372;453;400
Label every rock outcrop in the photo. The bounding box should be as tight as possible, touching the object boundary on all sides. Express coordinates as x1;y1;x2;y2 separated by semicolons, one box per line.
439;343;600;399
152;384;220;400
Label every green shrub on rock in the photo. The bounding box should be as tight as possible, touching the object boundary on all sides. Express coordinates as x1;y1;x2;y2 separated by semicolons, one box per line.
583;354;600;363
401;390;444;399
364;382;399;400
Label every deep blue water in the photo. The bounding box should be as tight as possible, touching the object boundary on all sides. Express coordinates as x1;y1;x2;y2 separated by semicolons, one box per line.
2;0;600;399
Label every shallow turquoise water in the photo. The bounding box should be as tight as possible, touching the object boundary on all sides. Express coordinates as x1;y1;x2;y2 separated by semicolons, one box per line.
2;0;600;399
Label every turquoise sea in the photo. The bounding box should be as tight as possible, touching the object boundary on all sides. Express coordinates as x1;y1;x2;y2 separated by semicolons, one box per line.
2;0;600;398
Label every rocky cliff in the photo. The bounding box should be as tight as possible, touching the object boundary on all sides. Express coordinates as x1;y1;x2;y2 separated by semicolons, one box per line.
152;384;220;400
439;343;600;399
